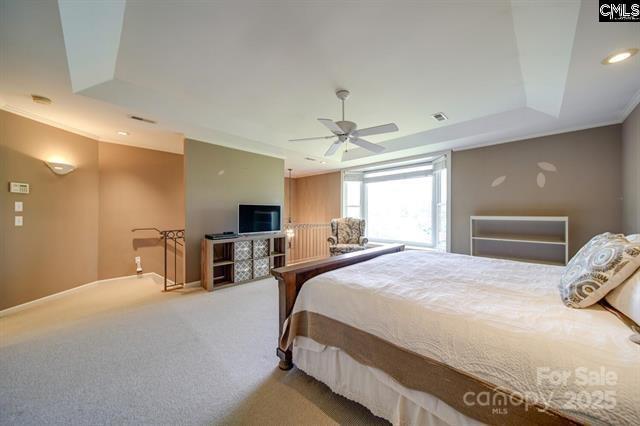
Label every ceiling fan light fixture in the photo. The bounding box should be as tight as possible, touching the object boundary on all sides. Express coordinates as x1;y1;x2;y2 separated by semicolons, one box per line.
335;89;351;101
289;89;398;157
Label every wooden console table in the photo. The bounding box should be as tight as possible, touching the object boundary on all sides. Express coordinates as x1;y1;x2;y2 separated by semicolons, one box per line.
201;233;287;291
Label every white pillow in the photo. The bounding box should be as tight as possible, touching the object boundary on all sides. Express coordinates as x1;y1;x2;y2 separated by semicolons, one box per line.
627;234;640;243
605;269;640;326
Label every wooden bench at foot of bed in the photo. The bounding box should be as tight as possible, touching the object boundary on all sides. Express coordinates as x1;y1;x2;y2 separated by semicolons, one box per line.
271;244;405;370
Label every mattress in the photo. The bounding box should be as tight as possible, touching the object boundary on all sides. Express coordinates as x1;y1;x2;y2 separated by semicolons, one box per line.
288;250;640;425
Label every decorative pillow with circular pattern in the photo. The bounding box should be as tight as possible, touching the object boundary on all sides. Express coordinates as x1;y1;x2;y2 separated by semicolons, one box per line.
559;232;640;308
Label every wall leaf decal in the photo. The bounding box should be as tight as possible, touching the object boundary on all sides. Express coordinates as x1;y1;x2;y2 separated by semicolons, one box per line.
538;162;557;172
491;176;507;187
493;162;557;189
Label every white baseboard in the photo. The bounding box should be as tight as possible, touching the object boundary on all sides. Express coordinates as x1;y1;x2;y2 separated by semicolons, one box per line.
148;273;201;289
148;272;166;286
2;273;221;317
0;272;158;317
185;280;202;288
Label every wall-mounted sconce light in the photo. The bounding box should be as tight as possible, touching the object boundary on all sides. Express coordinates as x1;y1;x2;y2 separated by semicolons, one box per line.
285;227;295;239
45;161;76;175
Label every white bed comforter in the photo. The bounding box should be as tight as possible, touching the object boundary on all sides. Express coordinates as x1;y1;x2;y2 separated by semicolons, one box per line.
291;250;640;425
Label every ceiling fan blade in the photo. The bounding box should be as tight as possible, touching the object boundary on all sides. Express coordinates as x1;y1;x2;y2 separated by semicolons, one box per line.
289;135;336;142
349;137;385;153
324;140;343;156
354;123;398;137
318;118;344;135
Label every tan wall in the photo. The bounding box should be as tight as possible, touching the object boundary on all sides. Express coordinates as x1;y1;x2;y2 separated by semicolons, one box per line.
451;124;623;256
98;142;184;280
0;111;185;310
622;104;640;234
184;139;284;283
287;172;341;224
0;110;99;310
284;177;297;224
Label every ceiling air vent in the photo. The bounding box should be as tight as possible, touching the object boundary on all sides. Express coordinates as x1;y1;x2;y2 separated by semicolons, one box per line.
31;94;52;105
304;157;317;162
129;115;157;124
431;112;448;122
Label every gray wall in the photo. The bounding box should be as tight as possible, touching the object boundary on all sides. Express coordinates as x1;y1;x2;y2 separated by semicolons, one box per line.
451;125;622;256
184;139;284;282
622;104;640;234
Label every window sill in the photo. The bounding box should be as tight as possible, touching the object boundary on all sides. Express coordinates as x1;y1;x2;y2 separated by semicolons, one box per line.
367;242;439;252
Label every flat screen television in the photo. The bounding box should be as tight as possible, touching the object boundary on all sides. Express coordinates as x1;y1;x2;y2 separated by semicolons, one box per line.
238;204;282;234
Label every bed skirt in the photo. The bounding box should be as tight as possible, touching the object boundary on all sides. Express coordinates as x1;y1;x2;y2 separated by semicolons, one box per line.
294;336;484;425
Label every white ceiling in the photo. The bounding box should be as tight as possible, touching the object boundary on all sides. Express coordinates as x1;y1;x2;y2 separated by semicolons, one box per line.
1;0;638;176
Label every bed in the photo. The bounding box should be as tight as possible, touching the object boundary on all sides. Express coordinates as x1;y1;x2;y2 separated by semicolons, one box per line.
272;245;640;426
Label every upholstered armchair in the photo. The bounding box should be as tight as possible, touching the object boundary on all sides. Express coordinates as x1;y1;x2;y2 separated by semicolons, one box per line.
328;217;368;256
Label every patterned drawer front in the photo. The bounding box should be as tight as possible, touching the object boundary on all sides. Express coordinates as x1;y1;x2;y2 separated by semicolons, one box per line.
253;258;270;279
234;260;252;282
253;239;269;258
234;240;252;261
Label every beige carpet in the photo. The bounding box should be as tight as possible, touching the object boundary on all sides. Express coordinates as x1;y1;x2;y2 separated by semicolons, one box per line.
0;275;388;425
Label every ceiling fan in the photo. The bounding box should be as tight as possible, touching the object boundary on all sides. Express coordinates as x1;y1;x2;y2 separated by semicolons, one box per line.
289;89;399;157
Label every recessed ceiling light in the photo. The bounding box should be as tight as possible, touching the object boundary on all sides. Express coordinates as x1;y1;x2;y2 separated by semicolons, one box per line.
320;161;327;164
117;131;129;136
602;48;638;64
31;94;52;105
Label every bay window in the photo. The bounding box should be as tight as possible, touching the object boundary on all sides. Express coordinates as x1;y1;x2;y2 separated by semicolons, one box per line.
342;154;450;250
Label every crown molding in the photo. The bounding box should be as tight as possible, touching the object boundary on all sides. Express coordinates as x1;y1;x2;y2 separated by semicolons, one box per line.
454;119;622;153
621;88;640;121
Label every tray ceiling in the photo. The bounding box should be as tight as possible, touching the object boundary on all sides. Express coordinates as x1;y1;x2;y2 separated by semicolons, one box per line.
1;0;638;174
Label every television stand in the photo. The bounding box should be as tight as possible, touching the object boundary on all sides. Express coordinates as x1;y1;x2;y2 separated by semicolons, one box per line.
201;232;287;291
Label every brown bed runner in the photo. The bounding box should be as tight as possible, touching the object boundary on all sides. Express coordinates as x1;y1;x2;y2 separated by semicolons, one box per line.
282;311;582;426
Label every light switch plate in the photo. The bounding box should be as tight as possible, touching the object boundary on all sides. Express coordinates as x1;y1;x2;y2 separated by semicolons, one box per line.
15;201;23;212
15;216;23;227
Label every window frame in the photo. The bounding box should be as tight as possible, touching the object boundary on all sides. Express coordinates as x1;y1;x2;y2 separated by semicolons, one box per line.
342;153;451;250
342;174;364;220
